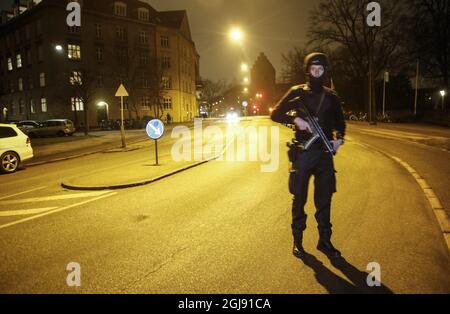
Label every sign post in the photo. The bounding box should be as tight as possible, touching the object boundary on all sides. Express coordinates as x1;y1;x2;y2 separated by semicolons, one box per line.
115;84;129;149
383;71;389;118
146;119;165;166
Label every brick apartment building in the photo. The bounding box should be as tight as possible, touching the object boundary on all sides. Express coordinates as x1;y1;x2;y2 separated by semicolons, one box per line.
0;0;200;126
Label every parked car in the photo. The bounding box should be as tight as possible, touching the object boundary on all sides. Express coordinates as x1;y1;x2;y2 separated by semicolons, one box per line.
0;123;33;173
15;120;42;134
27;119;76;138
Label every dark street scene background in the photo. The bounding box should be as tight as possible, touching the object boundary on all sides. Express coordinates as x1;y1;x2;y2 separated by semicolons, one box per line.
0;0;449;295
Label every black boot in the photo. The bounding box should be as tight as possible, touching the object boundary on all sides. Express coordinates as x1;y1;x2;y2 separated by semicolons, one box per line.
293;236;306;259
317;233;341;258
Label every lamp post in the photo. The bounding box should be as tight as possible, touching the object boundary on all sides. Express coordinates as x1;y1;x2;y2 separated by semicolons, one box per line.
440;90;446;111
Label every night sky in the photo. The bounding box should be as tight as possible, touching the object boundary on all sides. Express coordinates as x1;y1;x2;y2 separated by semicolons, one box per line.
1;0;316;82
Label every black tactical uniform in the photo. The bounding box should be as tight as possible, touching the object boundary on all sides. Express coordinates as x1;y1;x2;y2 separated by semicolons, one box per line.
271;53;346;259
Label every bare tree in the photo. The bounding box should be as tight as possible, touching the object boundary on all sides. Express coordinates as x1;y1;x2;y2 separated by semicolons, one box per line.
410;0;450;88
200;79;229;114
307;0;411;112
281;47;308;84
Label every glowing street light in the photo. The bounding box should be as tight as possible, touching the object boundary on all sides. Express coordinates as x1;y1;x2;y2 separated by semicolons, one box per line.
243;77;249;84
241;63;249;72
243;87;248;93
440;90;446;110
229;28;244;43
55;44;63;52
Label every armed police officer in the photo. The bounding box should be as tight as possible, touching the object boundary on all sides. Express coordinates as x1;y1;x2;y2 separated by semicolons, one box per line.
271;52;346;259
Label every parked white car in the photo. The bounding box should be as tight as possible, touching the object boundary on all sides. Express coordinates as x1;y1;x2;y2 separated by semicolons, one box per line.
0;123;34;173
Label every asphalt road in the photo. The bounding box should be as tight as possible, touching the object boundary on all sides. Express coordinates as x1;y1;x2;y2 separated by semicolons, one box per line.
0;118;449;294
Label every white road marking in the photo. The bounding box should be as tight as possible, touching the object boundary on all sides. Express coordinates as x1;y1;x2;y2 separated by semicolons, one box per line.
357;129;430;140
0;191;112;205
0;207;58;217
0;192;117;230
0;186;47;201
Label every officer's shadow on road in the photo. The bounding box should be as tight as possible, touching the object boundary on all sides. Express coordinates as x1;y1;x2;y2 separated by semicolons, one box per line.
298;253;394;294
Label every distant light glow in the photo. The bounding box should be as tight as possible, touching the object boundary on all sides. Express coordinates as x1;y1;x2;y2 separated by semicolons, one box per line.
229;28;244;43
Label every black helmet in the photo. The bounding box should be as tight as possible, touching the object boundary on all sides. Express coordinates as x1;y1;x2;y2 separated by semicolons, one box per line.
304;52;330;75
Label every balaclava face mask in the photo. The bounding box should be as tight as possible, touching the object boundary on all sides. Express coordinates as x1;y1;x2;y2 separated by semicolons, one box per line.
304;53;329;93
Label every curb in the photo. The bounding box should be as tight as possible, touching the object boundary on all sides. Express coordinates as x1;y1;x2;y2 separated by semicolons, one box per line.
61;158;215;191
25;137;149;167
351;140;450;253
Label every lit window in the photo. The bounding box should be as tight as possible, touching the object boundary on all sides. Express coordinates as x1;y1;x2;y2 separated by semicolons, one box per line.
163;97;172;109
16;54;22;68
71;97;84;111
67;44;81;60
162;77;172;89
39;72;46;87
7;58;13;71
70;71;82;85
30;99;35;114
18;78;23;91
141;96;151;109
114;2;127;17
41;97;47;112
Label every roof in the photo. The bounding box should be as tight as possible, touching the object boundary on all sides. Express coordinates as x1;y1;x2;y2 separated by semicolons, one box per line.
157;10;186;28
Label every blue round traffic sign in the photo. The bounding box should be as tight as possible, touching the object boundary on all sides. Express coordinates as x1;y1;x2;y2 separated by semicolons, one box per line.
146;119;165;140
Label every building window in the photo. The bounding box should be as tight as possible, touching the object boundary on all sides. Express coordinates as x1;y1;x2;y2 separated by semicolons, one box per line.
37;44;43;62
140;53;149;65
25;25;30;40
141;96;151;109
161;56;171;69
97;75;103;87
39;72;46;87
96;47;103;62
163;97;172;110
138;8;149;21
70;71;82;85
68;44;81;60
116;26;126;41
16;54;22;68
19;99;25;114
71;97;84;111
114;2;127;17
30;99;35;114
36;19;42;36
26;49;32;65
7;58;13;71
142;77;150;88
162;77;172;89
28;76;34;89
15;30;21;45
139;30;148;44
160;36;169;48
18;78;23;91
95;24;102;39
117;49;127;65
41;97;47;112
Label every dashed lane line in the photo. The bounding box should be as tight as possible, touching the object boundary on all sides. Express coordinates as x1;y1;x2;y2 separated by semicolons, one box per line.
0;191;112;205
0;186;47;201
0;207;58;217
0;192;117;231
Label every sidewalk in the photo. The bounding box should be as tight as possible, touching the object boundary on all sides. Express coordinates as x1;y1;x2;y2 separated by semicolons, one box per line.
25;121;207;167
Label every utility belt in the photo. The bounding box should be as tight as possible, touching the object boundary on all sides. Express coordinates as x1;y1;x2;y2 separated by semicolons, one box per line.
287;139;330;163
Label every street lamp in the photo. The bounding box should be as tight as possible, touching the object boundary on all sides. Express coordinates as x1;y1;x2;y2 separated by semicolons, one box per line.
243;77;249;85
229;27;244;44
97;101;109;121
241;63;249;72
55;44;63;52
440;90;446;110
